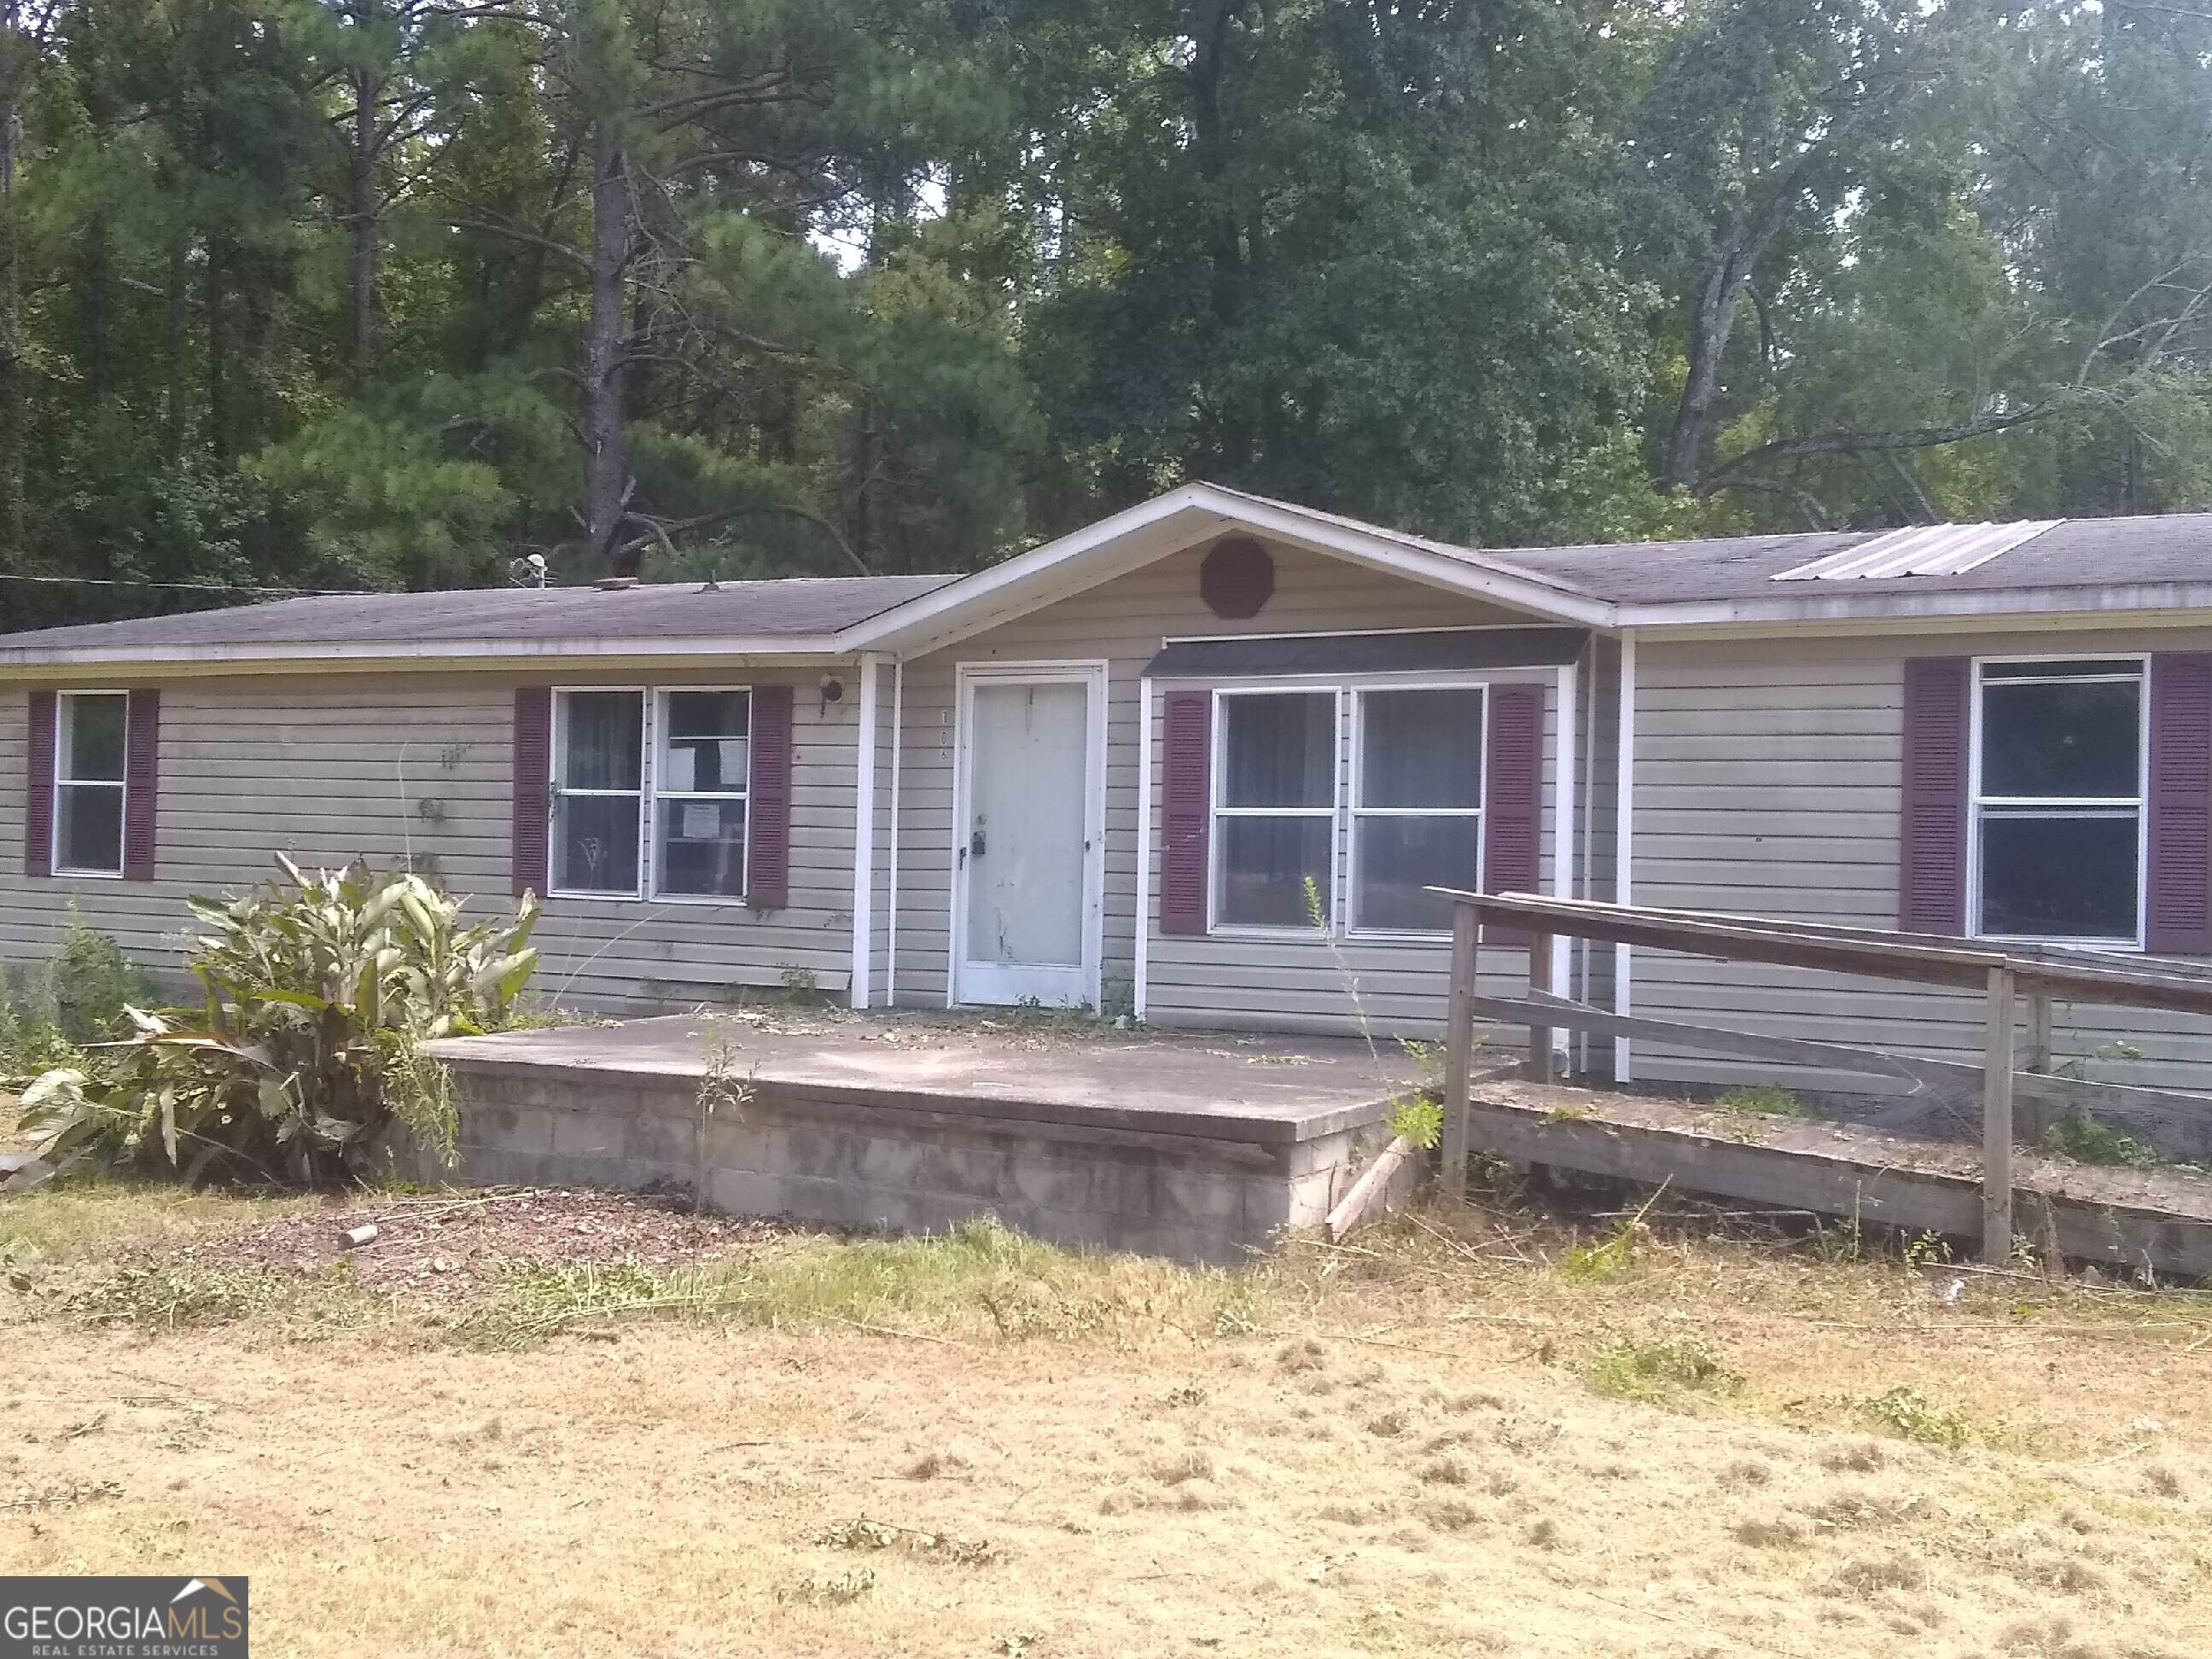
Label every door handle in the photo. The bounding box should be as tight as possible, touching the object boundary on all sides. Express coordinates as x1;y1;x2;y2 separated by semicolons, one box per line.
970;829;987;858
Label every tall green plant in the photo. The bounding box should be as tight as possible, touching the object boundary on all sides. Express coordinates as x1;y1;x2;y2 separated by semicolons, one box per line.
19;857;538;1185
48;902;154;1045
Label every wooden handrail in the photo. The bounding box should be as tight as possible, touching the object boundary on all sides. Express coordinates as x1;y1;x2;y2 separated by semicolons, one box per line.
1432;889;2212;1016
1428;889;2212;1264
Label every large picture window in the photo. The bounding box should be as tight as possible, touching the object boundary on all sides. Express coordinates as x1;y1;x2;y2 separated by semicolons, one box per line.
553;690;644;895
55;691;127;876
551;687;755;900
1352;687;1484;932
1213;690;1338;928
1973;658;2145;944
655;690;750;898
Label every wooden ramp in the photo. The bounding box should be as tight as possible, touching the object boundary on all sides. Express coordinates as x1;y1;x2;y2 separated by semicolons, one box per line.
1434;889;2212;1269
1468;1078;2212;1280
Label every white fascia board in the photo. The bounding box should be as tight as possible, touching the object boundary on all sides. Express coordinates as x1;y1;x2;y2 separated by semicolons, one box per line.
838;482;1615;655
0;636;854;678
1618;585;2212;637
851;510;1232;660
838;486;1231;655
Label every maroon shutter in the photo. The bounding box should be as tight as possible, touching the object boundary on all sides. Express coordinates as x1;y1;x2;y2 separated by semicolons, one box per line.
747;683;794;908
2147;652;2212;955
512;687;551;897
1158;690;1212;935
1482;683;1543;943
1899;657;1970;934
121;689;160;881
24;690;54;876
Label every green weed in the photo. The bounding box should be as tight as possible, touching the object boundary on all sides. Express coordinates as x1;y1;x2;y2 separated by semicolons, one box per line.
1559;1218;1639;1284
1557;1185;1668;1284
1713;1085;1811;1119
1585;1336;1736;1402
1850;1384;1975;1447
2038;1109;2159;1169
453;1216;1261;1350
1385;1091;1444;1150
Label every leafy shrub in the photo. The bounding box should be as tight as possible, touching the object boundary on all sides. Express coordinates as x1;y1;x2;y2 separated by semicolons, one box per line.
0;908;150;1080
18;856;538;1185
47;905;155;1045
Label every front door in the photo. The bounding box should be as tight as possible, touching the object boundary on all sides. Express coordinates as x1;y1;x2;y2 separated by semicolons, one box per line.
954;666;1103;1007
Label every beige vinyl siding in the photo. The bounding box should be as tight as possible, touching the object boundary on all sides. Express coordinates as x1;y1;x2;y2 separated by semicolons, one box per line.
1629;628;2212;1095
0;667;860;1009
888;538;1573;1037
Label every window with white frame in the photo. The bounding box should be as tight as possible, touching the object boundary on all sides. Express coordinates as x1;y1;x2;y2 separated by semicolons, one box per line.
1351;687;1485;932
553;690;645;895
1213;690;1338;928
1973;658;2145;944
655;690;750;898
55;691;128;876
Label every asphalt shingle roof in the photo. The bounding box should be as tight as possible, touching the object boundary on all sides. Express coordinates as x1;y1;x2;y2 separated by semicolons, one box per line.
0;573;957;652
6;494;2212;662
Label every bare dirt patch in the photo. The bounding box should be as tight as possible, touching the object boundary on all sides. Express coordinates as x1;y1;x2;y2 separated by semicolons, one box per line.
163;1185;777;1300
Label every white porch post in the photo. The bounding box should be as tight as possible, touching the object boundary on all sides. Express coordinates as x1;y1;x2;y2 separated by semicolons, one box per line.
1135;674;1155;1023
1614;630;1638;1081
1551;661;1577;1032
886;657;904;1009
850;653;886;1010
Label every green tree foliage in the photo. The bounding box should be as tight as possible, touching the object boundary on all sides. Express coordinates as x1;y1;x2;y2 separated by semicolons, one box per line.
0;0;2209;625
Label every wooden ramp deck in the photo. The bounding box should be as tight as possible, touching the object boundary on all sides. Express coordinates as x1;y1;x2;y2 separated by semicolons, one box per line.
1467;1077;2212;1279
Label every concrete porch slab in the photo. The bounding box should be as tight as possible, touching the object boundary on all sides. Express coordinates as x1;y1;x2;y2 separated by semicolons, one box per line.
422;1012;1417;1147
415;1012;1422;1262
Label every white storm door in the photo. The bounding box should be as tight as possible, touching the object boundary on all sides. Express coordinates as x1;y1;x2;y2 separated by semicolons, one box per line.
953;667;1103;1006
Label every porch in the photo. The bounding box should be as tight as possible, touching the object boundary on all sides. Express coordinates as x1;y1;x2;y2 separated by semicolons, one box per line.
418;1011;1418;1263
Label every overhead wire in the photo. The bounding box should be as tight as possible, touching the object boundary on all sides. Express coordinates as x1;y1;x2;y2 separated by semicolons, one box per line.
0;572;364;597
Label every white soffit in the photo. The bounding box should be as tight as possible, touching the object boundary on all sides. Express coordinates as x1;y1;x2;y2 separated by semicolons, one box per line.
1773;519;2065;583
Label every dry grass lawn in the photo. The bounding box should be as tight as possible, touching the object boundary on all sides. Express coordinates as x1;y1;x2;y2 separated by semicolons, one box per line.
3;1179;2209;1659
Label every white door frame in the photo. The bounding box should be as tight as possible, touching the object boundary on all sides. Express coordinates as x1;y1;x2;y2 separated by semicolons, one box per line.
948;659;1109;1008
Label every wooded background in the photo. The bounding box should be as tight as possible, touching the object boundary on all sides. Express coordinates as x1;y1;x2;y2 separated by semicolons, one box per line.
2;0;2209;624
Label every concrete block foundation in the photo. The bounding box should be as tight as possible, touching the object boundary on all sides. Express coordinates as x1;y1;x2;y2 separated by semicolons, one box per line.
418;1015;1414;1264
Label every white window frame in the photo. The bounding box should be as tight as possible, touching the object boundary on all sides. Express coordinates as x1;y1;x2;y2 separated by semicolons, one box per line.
1208;685;1345;936
1966;653;2150;952
53;690;130;880
549;686;649;901
648;686;753;906
1348;682;1488;940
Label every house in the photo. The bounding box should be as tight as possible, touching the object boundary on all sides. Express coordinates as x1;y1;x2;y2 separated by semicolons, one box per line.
4;482;2212;1100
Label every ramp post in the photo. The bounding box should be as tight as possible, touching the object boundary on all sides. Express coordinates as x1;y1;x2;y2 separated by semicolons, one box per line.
1441;902;1480;1203
1982;965;2017;1266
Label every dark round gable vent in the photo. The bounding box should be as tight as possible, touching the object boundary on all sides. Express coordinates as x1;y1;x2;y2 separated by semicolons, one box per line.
1200;536;1274;620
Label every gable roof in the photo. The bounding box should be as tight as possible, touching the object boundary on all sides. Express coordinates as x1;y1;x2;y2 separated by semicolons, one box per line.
3;485;2211;672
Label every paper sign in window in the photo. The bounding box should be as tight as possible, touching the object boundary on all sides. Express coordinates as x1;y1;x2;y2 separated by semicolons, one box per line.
682;802;720;840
